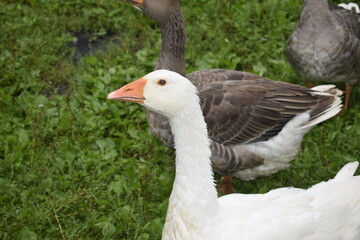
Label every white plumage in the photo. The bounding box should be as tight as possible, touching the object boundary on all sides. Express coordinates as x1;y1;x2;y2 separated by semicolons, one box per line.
108;70;360;240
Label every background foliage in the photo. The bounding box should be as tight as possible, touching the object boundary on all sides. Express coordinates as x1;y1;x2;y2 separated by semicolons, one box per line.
1;0;359;239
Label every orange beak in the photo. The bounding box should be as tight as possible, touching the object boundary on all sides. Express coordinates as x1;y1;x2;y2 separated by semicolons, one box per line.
123;0;144;7
107;78;147;103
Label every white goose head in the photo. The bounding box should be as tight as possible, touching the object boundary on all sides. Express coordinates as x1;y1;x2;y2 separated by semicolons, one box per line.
108;69;198;118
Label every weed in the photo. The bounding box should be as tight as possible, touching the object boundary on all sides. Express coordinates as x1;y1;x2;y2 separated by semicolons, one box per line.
1;0;359;239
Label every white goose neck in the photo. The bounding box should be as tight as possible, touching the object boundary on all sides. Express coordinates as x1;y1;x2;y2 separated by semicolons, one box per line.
162;104;219;240
170;105;216;193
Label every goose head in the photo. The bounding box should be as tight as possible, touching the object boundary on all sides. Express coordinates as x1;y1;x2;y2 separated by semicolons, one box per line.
123;0;179;23
107;69;198;118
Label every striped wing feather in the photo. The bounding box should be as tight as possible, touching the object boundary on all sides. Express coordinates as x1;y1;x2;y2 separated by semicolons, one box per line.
199;79;334;145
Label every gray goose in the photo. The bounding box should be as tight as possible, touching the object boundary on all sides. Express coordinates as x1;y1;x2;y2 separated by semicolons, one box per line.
286;0;360;110
123;0;342;189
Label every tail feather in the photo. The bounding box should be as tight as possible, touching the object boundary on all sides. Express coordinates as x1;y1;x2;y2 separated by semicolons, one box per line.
300;85;342;129
310;84;335;93
310;84;343;97
338;2;360;13
334;161;359;180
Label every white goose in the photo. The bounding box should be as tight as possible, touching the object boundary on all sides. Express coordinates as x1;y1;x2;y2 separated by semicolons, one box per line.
108;69;360;240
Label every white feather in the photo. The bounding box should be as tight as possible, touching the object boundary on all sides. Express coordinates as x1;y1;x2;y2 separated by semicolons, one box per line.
338;2;360;13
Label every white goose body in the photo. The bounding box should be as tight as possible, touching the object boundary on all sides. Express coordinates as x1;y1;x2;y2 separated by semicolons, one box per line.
108;70;360;240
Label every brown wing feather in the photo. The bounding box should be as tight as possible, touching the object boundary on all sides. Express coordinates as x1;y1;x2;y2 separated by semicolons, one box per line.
187;69;264;89
199;79;332;145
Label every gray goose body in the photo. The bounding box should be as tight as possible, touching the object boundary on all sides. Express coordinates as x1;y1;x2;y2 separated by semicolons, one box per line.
125;0;342;180
286;0;360;109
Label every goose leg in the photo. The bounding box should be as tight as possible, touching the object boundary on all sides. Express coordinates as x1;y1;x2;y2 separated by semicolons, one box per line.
223;175;235;194
306;82;315;88
217;175;235;195
344;84;352;111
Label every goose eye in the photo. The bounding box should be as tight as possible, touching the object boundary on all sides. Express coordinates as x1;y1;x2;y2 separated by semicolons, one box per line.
157;79;167;86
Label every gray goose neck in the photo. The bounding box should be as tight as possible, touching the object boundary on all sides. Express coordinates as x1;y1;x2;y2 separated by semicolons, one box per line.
302;0;331;20
156;10;186;76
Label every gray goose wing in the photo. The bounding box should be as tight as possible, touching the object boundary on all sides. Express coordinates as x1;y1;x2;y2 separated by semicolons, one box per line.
187;69;264;89
199;78;330;145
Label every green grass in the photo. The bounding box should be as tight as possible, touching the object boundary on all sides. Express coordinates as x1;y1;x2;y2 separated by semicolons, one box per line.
1;0;359;239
